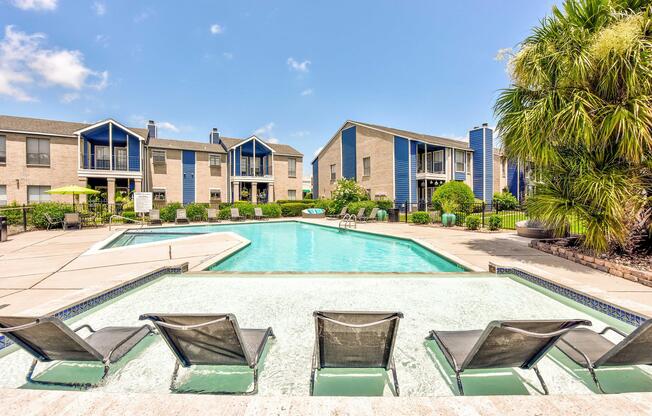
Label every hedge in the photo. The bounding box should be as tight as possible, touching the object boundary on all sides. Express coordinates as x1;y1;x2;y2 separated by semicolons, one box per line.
259;203;282;218
411;211;430;225
488;214;502;231
276;199;317;205
347;201;377;217
432;181;475;213
465;216;481;230
30;202;75;229
160;202;183;222
280;202;312;217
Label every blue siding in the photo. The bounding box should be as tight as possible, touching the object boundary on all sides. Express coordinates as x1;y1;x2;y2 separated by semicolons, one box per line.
394;136;409;204
507;160;525;201
470;128;485;200
182;150;195;204
312;159;319;198
128;135;140;171
409;140;417;203
342;126;356;179
235;147;241;175
484;129;494;203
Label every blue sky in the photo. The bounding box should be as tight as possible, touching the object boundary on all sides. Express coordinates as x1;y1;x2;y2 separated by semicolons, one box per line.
0;0;557;175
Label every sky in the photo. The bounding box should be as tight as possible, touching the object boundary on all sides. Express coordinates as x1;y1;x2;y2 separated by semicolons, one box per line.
0;0;558;175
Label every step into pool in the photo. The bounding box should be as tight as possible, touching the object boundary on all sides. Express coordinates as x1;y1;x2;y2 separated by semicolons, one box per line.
103;221;466;273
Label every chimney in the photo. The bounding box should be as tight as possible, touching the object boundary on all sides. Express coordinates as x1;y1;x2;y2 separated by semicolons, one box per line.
147;120;157;139
210;128;220;145
482;122;489;127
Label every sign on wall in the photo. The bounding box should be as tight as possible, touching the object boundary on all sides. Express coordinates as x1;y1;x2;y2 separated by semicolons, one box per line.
133;192;153;213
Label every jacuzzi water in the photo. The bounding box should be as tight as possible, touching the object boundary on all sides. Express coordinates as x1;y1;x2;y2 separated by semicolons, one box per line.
103;221;466;273
1;273;649;396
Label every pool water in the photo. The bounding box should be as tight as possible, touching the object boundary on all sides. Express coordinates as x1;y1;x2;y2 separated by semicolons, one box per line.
104;221;466;273
1;273;649;396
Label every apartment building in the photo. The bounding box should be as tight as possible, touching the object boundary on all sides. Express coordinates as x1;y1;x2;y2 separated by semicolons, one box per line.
311;121;526;205
0;115;303;206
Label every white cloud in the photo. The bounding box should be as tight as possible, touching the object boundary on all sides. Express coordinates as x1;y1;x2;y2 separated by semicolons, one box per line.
92;1;106;16
222;52;233;60
95;34;109;47
267;138;279;144
210;24;224;35
60;92;80;103
0;26;109;101
253;122;279;143
287;57;310;73
495;47;513;61
300;88;313;96
11;0;57;11
313;146;324;157
133;10;151;23
158;121;179;133
292;130;310;137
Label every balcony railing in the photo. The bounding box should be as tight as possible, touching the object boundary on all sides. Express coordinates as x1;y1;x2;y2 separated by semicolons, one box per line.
237;167;273;177
80;153;141;172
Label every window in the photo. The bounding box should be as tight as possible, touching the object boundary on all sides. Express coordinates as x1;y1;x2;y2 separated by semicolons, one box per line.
27;185;50;203
152;150;166;164
26;138;50;166
0;135;5;164
454;150;466;172
363;157;371;176
95;146;110;169
209;189;221;202
209;154;222;167
330;164;336;182
288;190;297;200
288;158;296;177
153;189;166;201
0;185;6;206
433;151;444;173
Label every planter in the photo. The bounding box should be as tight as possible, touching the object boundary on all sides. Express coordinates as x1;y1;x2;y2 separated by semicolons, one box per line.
442;213;456;227
377;209;387;221
516;220;555;239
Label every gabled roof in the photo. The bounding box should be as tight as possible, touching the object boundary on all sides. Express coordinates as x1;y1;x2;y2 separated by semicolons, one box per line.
351;121;471;150
0;115;149;138
220;137;303;157
74;119;147;141
148;138;228;153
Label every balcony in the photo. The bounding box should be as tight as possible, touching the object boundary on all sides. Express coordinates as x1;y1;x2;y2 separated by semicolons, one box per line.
78;152;142;179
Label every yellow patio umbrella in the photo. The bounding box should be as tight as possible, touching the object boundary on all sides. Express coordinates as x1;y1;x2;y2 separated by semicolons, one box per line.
45;185;100;209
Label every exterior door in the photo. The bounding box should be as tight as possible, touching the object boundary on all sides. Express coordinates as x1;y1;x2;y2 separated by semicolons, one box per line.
182;150;195;204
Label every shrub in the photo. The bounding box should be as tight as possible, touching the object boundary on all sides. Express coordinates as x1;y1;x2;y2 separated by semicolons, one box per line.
218;207;231;220
314;198;334;213
465;216;481;230
411;211;430;225
276;199;316;204
186;202;208;221
471;198;485;213
30;202;75;229
234;201;255;217
375;199;394;211
160;202;183;222
259;203;281;218
347;201;376;217
331;178;368;212
122;211;137;220
493;192;518;211
432;182;475;213
280;202;311;217
303;192;313;199
2;201;25;225
488;214;502;231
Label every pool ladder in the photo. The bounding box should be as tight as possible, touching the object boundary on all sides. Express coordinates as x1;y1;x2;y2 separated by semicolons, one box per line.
338;213;357;229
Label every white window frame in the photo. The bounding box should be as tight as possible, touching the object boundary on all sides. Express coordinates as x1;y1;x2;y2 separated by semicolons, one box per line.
330;164;336;182
209;188;222;201
0;135;6;164
287;189;297;200
152;149;166;164
95;145;110;170
363;157;371;177
0;185;6;206
455;150;466;173
288;158;297;178
433;150;444;173
152;188;167;201
26;137;50;166
27;185;51;203
209;154;222;167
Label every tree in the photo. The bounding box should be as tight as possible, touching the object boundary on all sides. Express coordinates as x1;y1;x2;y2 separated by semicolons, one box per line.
331;178;369;211
431;181;475;213
495;0;652;253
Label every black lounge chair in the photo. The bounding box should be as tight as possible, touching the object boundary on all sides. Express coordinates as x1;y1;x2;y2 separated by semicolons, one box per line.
207;208;220;223
230;208;245;221
175;209;189;224
254;207;268;220
149;209;162;226
0;315;153;388
140;313;274;394
556;319;652;393
327;207;347;219
427;319;590;395
311;311;403;396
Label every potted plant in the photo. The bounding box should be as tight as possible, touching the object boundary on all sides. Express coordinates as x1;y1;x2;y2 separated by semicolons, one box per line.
441;200;459;227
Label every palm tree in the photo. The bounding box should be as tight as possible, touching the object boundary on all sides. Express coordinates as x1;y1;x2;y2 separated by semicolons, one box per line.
495;0;652;253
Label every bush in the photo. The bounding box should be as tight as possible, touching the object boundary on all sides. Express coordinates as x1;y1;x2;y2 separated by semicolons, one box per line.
234;201;255;217
493;192;518;211
375;199;394;211
259;203;281;218
465;216;481;230
488;214;502;231
331;178;368;213
280;202;311;217
471;198;485;213
347;201;376;217
122;211;137;220
314;198;334;213
186;202;208;221
160;202;183;222
411;211;430;225
304;192;313;199
276;199;316;204
218;207;232;220
432;182;475;213
2;201;25;225
30;202;75;229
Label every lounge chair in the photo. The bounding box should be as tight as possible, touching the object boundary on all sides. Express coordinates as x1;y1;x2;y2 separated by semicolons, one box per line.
140;313;275;394
207;208;220;223
254;207;268;220
230;208;245;221
360;207;378;222
175;209;189;224
427;319;590;395
149;209;162;226
354;208;367;221
327;207;347;219
311;311;403;396
556;319;652;393
0;315;153;388
63;212;81;230
44;213;62;230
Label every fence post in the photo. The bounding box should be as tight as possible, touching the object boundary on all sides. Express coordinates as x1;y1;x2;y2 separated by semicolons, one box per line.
481;202;485;228
22;204;27;232
405;200;409;224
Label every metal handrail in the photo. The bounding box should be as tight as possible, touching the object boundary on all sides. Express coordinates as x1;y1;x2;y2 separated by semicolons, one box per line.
338;213;357;229
109;215;145;230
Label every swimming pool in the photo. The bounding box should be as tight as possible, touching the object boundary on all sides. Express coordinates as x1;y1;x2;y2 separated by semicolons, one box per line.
104;221;466;273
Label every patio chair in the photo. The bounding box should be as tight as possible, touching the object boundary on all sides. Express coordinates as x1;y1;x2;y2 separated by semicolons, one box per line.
149;209;162;226
44;213;62;230
354;208;367;221
230;208;245;221
207;208;220;223
327;207;347;219
0;315;154;388
175;209;189;224
311;311;403;396
360;207;379;222
556;319;652;393
140;313;275;394
254;207;268;220
426;319;590;395
63;212;81;230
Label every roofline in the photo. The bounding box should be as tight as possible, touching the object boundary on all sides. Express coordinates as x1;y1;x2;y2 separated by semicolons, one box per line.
73;119;147;141
311;120;354;164
0;128;76;138
227;135;276;153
